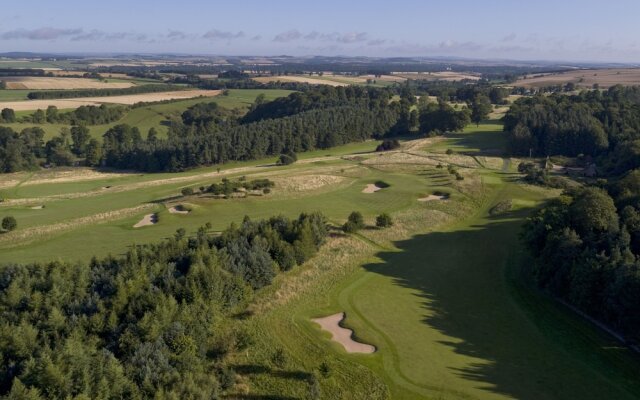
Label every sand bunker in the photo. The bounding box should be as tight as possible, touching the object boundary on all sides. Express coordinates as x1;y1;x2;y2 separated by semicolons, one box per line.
133;213;158;228
418;194;448;202
30;205;44;209
312;312;375;354
362;184;382;194
168;205;190;214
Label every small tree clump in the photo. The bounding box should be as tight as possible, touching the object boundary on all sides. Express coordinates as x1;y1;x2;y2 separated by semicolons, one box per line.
181;187;194;196
277;153;297;165
343;211;365;233
1;216;17;232
376;213;393;228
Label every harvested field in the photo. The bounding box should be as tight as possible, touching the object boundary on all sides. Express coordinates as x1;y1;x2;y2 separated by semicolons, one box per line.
515;68;640;88
0;90;221;111
1;77;135;90
312;312;375;354
133;213;158;228
393;71;482;81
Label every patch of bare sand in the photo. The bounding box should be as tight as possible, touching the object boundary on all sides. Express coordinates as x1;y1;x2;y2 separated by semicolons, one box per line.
312;312;375;354
362;184;382;193
133;213;158;228
418;194;448;202
30;205;44;209
168;205;190;214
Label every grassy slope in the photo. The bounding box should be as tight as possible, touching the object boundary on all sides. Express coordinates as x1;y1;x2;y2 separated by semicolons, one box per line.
0;88;293;140
237;125;640;399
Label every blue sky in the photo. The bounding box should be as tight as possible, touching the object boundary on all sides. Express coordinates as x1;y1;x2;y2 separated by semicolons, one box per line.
1;0;639;62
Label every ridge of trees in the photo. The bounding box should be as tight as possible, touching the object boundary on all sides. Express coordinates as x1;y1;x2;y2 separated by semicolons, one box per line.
504;86;640;174
26;84;185;100
0;212;328;398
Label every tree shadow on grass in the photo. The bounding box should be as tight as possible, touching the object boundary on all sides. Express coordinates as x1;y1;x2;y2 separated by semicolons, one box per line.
361;206;639;400
232;364;311;381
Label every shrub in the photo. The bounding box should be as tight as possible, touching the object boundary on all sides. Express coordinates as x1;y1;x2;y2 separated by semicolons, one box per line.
271;348;287;369
374;180;390;188
376;139;400;152
318;362;331;378
376;213;393;228
446;148;454;155
489;200;513;216
1;216;17;232
277;153;296;165
455;173;464;181
181;187;194;196
342;221;358;233
348;211;365;228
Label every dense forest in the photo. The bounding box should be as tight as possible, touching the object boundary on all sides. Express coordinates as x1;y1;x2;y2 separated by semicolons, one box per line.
517;86;640;345
0;213;328;398
522;185;640;343
0;85;477;173
102;104;398;171
240;85;393;123
504;86;640;174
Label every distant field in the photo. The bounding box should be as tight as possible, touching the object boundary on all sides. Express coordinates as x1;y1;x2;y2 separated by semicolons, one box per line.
254;73;405;87
0;89;221;111
254;75;348;86
515;68;640;88
1;76;136;90
0;90;32;101
393;71;482;81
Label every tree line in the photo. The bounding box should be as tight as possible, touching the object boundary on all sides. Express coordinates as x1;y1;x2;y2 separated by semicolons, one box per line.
26;84;185;100
0;212;328;398
504;86;640;174
102;104;398;171
522;185;640;343
518;85;640;346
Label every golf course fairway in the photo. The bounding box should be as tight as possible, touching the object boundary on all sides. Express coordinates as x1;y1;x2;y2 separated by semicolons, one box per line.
241;125;640;399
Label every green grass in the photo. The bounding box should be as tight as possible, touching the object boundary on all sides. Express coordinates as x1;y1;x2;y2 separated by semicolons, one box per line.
424;121;507;155
0;90;32;101
231;126;640;399
1;123;639;399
